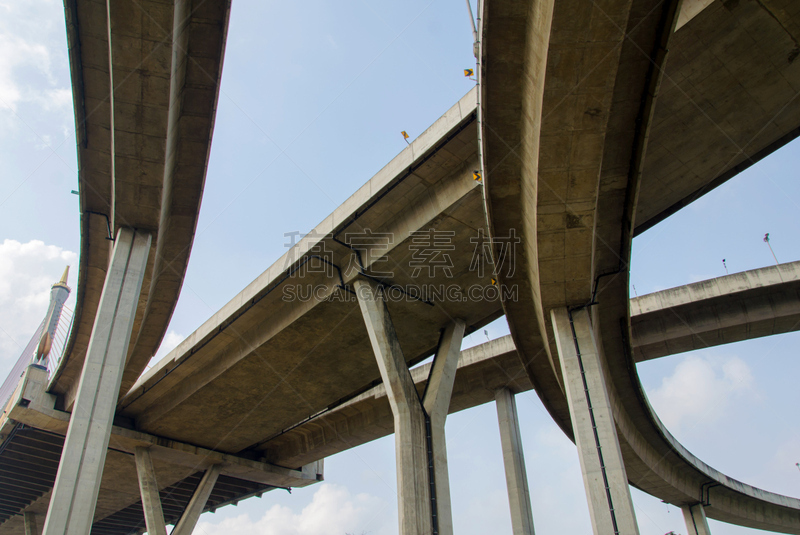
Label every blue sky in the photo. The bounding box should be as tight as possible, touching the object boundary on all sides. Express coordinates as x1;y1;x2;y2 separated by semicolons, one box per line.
0;1;798;534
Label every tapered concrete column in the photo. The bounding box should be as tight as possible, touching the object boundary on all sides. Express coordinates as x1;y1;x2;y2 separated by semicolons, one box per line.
422;319;466;535
683;503;712;535
42;228;151;535
23;512;38;535
355;279;464;535
172;465;221;535
134;447;167;535
495;388;535;535
551;307;640;535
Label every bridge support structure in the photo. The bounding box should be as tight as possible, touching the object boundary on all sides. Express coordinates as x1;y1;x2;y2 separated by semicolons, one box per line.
683;503;712;535
134;446;168;535
355;279;465;535
495;388;535;535
172;465;221;535
551;307;640;535
42;228;151;535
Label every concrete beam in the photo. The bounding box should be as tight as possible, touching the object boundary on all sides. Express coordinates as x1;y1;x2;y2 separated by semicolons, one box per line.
495;388;535;535
43;228;151;535
551;307;639;535
683;503;712;535
134;447;167;535
6;368;319;490
172;465;221;535
630;261;800;361
355;279;432;535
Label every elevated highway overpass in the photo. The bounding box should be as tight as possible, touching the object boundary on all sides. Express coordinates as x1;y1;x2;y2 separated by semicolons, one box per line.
481;0;800;532
2;258;799;533
52;0;232;413
2;0;800;533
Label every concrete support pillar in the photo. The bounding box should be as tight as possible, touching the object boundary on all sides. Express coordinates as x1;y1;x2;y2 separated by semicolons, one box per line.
422;319;466;535
42;228;151;535
172;465;221;535
495;388;535;535
551;307;640;535
355;279;464;535
683;503;712;535
23;512;38;535
134;447;167;535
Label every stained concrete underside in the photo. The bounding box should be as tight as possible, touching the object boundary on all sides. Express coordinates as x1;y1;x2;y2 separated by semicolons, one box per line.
480;0;800;532
119;92;498;453
8;0;800;531
51;0;232;413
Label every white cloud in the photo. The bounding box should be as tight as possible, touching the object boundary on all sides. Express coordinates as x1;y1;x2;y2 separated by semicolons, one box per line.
0;0;72;132
0;239;77;370
648;354;754;433
153;330;185;362
194;484;391;535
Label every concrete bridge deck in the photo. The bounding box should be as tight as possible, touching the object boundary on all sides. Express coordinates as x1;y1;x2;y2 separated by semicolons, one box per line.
4;0;800;532
480;0;800;531
51;0;232;414
3;257;800;532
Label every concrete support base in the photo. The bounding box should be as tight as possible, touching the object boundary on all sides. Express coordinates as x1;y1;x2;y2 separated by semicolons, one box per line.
355;279;464;535
135;446;168;535
551;307;640;535
495;388;535;535
683;503;712;535
42;228;151;535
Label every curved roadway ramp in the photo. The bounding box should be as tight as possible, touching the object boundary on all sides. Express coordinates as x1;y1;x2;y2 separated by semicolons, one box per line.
50;0;232;412
2;261;797;533
481;0;800;532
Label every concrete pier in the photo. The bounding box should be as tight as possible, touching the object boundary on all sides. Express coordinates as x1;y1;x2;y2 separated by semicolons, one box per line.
134;447;167;535
42;229;151;535
496;388;535;535
551;307;640;535
355;279;464;535
683;503;712;535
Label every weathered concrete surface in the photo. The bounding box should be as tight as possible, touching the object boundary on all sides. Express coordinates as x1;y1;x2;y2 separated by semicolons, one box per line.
636;0;800;233
119;90;502;455
631;260;800;360
53;0;232;412
171;465;220;535
258;335;526;468
495;388;535;535
356;279;433;535
134;446;168;535
482;0;800;532
552;308;640;535
44;228;151;535
684;503;713;535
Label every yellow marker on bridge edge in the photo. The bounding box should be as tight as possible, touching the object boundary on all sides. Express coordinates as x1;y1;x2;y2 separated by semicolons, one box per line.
401;131;409;139
473;170;482;181
464;68;474;77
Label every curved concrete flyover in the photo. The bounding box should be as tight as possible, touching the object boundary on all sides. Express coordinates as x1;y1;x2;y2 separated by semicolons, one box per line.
631;260;800;361
255;262;800;466
480;0;800;532
50;0;232;411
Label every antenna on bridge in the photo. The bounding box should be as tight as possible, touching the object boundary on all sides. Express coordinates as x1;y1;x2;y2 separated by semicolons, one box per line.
465;0;479;58
764;233;779;265
722;258;728;275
